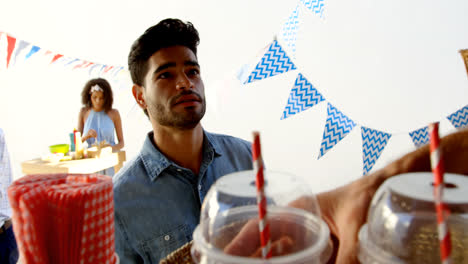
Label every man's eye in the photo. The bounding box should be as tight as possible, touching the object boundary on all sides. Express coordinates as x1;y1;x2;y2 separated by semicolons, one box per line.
188;69;200;76
158;72;170;79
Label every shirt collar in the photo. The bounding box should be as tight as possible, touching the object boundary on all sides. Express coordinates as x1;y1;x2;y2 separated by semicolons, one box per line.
139;130;223;182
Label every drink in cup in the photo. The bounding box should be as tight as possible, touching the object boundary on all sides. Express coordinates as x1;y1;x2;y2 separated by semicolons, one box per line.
191;170;333;264
358;172;468;264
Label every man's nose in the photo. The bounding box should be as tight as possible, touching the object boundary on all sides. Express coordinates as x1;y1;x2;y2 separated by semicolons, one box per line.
175;73;193;90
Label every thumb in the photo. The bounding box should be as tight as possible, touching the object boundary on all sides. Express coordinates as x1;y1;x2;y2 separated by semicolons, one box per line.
335;221;360;264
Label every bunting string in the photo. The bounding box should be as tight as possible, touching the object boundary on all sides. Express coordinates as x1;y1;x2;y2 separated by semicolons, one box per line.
241;0;468;175
0;31;127;78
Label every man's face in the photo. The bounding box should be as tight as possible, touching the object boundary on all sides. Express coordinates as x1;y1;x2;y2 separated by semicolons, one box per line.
141;45;206;130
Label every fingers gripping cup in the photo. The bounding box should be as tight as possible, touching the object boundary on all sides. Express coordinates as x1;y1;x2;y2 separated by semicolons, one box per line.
358;172;468;264
191;170;332;264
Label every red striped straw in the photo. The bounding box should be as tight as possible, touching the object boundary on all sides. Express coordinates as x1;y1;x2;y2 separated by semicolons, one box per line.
429;122;452;264
252;131;272;259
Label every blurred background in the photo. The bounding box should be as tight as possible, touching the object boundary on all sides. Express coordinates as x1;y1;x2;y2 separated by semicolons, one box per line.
0;0;467;193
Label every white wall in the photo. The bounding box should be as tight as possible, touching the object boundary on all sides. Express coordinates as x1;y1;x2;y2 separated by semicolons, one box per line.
1;0;467;194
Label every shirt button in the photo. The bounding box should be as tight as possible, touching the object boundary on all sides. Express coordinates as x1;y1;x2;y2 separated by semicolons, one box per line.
198;185;202;191
164;235;170;241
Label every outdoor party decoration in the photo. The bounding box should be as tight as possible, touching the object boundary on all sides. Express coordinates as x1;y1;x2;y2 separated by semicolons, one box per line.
281;4;300;58
281;72;325;120
25;45;40;59
244;40;297;84
361;127;392;175
300;0;325;17
12;40;29;65
242;0;468;175
447;104;468;129
5;33;15;68
318;103;356;159
409;126;430;148
0;31;126;78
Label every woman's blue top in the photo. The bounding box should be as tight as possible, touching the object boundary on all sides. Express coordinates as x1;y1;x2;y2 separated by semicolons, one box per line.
82;109;116;146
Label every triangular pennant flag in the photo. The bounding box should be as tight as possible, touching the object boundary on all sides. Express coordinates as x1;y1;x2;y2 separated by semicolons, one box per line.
88;63;102;75
112;66;124;77
447;105;468;129
98;64;107;74
13;40;29;65
409;126;429;148
362;127;392;175
281;73;325;119
244;40;297;84
6;34;17;68
109;66;120;75
300;0;325;17
50;54;63;64
82;62;94;68
73;60;88;69
25;46;40;60
58;56;73;65
103;65;114;74
319;103;356;158
65;58;80;66
281;4;300;58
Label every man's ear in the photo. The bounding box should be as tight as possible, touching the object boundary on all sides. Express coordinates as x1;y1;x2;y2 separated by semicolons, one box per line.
132;84;146;108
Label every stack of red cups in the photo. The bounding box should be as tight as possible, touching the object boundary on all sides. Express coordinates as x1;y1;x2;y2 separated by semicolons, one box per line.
8;173;116;264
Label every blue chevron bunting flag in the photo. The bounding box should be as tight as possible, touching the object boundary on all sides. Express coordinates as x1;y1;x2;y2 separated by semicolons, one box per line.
409;126;429;148
362;127;391;175
319;103;356;158
281;5;300;58
281;73;325;119
244;40;297;84
447;105;468;129
300;0;325;17
25;45;40;60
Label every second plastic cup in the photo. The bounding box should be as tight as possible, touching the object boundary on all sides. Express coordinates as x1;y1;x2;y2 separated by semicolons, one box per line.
191;170;332;264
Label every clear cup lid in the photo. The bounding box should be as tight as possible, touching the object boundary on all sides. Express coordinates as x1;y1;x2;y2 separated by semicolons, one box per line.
358;172;468;264
192;170;332;263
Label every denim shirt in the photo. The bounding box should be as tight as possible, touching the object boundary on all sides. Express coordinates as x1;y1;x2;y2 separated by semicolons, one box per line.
113;131;252;264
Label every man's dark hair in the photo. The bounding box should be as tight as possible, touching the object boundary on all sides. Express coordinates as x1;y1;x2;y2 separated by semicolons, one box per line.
81;78;113;112
128;18;200;86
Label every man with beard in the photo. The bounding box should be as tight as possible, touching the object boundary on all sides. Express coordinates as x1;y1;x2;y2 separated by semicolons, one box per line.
113;18;468;264
113;18;253;263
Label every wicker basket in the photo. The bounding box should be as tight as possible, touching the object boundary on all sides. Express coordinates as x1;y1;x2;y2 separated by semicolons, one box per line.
159;241;195;264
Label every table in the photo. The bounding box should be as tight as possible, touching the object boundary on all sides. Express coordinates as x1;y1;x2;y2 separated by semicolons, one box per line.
21;151;126;175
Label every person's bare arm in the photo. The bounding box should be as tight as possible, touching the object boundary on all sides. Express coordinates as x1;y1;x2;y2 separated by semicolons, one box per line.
109;109;124;152
78;108;97;142
77;107;86;134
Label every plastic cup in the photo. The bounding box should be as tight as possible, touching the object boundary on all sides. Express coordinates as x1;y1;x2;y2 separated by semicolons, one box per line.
358;172;468;264
191;170;332;264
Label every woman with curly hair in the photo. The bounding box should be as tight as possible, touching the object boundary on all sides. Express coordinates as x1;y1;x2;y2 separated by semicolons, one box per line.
77;78;124;156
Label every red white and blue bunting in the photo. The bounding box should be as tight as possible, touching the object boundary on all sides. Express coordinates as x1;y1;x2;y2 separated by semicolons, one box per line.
0;31;126;78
